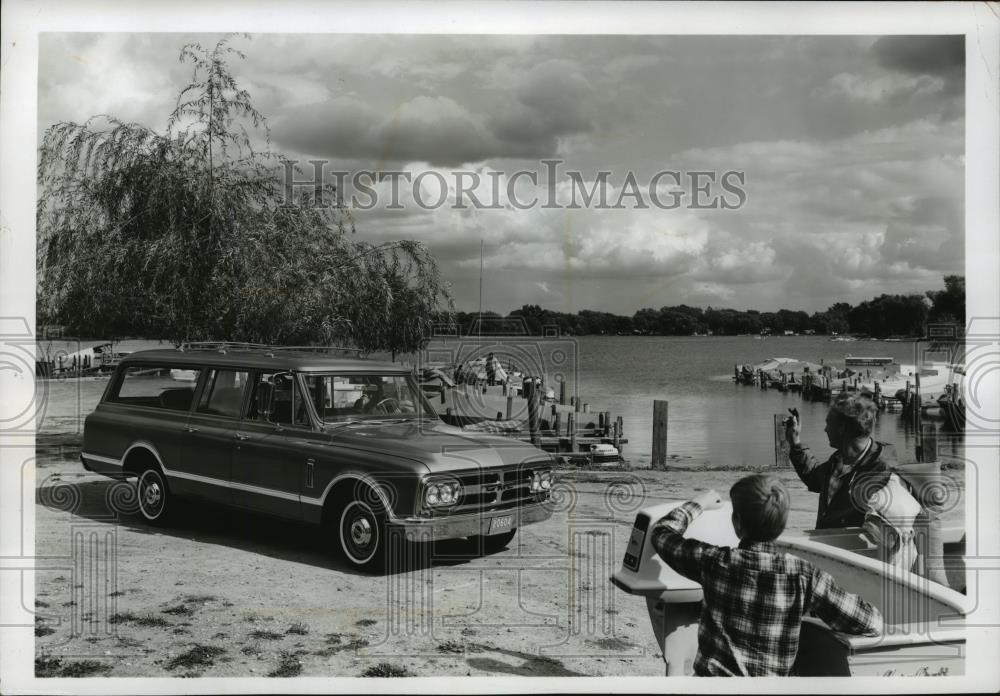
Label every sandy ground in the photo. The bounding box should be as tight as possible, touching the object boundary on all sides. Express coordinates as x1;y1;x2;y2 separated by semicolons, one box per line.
31;382;965;678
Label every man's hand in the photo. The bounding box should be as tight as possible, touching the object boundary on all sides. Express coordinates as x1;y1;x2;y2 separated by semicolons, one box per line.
784;407;802;446
693;489;724;510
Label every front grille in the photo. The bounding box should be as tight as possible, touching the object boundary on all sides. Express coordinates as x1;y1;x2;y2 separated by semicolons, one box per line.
424;465;549;517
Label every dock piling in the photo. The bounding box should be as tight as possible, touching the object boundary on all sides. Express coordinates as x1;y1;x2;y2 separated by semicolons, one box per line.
524;378;540;447
652;400;669;470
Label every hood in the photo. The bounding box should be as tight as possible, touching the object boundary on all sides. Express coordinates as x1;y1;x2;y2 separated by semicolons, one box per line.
324;418;553;473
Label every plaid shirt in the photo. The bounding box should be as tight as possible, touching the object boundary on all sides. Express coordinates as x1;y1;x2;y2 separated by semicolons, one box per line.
651;501;882;676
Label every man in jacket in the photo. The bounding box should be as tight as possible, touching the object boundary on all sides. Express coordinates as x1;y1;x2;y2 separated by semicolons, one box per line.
785;393;947;585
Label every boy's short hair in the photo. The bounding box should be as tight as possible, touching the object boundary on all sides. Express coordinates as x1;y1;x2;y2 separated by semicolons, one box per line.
729;474;790;542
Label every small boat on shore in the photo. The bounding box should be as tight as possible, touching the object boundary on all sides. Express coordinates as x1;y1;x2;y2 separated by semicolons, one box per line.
611;501;969;676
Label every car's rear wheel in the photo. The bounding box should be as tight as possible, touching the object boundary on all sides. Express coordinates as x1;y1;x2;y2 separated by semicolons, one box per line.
469;529;517;555
339;500;387;572
136;467;171;524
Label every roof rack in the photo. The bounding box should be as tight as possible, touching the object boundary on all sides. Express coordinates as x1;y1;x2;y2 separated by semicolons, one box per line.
178;342;364;358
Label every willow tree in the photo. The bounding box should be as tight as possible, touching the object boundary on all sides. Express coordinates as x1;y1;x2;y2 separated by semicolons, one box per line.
37;35;451;351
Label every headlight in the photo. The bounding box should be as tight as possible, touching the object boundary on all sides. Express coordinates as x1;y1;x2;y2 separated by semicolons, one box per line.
425;480;461;507
531;470;554;493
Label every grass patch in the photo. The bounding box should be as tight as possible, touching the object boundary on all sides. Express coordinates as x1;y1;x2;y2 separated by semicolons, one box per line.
182;594;218;603
361;662;413;677
162;604;194;616
241;643;262;656
35;625;56;637
35;599;50;608
268;651;303;677
314;634;369;657
249;629;284;641
36;655;114;678
35;655;63;677
165;644;226;671
285;622;309;636
57;660;114;677
355;618;377;627
109;612;172;628
436;640;464;654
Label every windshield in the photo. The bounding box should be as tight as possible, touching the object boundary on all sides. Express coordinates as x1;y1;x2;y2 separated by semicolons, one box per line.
303;373;437;422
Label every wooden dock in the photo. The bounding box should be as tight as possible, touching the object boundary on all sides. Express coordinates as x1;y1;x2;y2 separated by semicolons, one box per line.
425;380;628;459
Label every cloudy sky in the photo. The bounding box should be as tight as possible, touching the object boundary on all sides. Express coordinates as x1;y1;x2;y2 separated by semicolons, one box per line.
38;33;964;314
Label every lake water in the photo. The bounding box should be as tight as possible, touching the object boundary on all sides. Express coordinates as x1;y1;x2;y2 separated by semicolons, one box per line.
430;335;963;468
37;335;963;470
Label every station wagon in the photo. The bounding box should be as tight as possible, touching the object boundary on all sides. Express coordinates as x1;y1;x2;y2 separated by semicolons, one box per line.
81;344;555;571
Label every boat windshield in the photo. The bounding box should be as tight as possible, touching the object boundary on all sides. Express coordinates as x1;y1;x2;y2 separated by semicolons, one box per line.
303;373;437;422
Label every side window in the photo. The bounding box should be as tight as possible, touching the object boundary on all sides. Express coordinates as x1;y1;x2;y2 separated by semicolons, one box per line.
196;369;249;419
109;365;201;411
247;372;309;427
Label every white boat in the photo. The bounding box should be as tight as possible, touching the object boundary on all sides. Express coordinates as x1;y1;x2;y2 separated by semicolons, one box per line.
611;501;969;676
590;443;620;465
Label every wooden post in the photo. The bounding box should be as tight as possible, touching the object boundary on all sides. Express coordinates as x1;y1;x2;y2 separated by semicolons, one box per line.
525;379;540;447
914;374;923;460
553;412;561;442
559;380;567;406
505;394;513;421
652;400;668;469
613;415;622;451
922;421;938;464
574;396;581;413
774;414;791;469
616;416;624;455
598;412;605;431
603;411;611;436
583;403;590;413
568;412;577;452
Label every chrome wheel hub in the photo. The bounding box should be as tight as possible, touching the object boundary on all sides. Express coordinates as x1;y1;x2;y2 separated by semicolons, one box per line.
350;517;373;547
144;482;162;507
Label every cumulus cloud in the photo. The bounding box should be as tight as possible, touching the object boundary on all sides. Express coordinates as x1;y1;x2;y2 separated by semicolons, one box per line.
871;35;964;78
820;72;946;105
37;33;967;314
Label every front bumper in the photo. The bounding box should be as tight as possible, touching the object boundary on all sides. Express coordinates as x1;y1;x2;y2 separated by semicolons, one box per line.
390;501;553;542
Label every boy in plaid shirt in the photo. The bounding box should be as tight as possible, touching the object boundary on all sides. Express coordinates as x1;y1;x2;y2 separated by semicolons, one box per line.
650;474;882;676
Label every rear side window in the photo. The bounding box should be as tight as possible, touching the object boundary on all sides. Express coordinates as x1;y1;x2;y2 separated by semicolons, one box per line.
197;369;249;419
109;365;201;411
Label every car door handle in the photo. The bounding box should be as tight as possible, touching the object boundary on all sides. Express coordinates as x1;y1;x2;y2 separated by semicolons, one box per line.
185;426;200;433
236;432;251;441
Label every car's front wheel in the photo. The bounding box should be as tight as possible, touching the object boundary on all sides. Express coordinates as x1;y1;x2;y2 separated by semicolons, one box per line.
136;467;171;524
339;500;387;572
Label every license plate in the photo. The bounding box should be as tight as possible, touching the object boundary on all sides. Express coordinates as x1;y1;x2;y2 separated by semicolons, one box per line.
488;515;513;535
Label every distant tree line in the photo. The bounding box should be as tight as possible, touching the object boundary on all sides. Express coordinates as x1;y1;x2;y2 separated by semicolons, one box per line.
440;276;965;339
